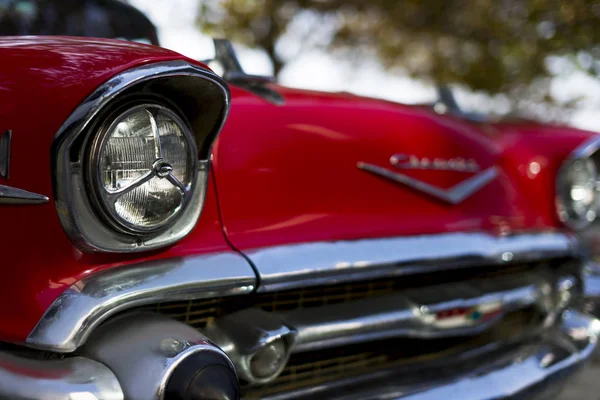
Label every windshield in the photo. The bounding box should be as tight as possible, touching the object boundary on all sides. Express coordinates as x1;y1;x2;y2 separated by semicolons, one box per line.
0;0;158;45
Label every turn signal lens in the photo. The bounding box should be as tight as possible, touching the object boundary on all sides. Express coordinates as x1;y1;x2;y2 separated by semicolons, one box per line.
249;339;287;379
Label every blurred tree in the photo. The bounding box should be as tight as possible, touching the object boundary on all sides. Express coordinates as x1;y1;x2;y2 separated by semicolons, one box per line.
198;0;600;118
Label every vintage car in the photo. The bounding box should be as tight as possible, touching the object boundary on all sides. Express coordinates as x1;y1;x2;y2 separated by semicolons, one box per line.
3;16;600;400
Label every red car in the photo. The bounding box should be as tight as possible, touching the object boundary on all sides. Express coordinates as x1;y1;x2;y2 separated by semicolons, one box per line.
2;4;600;400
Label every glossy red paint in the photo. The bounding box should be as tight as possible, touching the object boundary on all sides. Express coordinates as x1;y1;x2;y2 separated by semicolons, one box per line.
0;37;597;345
0;37;232;342
212;86;595;251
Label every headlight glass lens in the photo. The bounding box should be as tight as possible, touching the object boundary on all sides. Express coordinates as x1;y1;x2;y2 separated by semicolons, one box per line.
96;104;195;231
558;157;598;228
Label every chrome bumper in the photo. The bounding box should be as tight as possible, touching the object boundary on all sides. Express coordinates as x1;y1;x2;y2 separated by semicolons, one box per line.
264;311;599;400
0;352;123;399
0;310;596;400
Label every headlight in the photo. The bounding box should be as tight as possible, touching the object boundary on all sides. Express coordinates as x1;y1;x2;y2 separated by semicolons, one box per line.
557;156;599;230
89;104;196;233
53;61;230;253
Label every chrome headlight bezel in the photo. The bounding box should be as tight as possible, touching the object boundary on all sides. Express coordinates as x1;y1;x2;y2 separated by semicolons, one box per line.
52;61;230;253
86;102;199;235
556;137;600;231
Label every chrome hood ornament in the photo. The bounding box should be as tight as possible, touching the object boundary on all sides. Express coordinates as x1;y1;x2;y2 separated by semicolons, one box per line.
358;153;498;204
0;130;49;205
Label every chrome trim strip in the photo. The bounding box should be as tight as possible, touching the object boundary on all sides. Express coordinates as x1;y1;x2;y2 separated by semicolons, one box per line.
569;135;600;159
248;232;576;292
0;352;123;400
262;310;600;400
26;252;256;353
0;184;49;204
357;162;498;204
281;273;550;353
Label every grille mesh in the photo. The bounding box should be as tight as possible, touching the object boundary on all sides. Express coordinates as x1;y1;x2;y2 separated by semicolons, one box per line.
146;298;221;329
143;261;547;327
139;260;563;398
241;308;539;398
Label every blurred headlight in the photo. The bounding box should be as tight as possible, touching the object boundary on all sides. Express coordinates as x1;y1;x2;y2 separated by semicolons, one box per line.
90;104;196;233
557;157;599;230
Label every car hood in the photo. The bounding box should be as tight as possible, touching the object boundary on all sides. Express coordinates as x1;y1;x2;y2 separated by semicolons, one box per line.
212;84;596;250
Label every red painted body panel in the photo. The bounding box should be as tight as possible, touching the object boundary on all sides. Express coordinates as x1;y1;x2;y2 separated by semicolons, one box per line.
212;86;595;251
0;37;232;342
0;37;597;344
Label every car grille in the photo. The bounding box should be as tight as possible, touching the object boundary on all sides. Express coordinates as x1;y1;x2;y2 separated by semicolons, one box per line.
143;261;547;328
139;259;571;399
241;308;539;398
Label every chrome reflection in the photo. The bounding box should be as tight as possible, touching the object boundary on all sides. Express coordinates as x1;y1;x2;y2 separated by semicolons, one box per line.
282;273;551;353
52;60;230;253
82;312;238;400
248;231;576;292
0;352;123;400
26;252;256;353
583;261;600;316
0;184;49;204
205;309;296;384
260;310;599;400
357;161;498;204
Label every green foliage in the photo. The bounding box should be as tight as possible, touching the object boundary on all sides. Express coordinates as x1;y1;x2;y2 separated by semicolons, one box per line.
198;0;600;112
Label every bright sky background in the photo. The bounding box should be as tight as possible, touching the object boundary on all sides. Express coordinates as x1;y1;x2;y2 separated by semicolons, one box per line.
130;0;600;132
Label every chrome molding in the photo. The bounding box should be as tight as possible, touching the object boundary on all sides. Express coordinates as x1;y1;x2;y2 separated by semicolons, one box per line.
52;60;231;253
0;352;123;400
26;252;256;353
357;162;498;204
248;231;576;292
262;311;600;400
0;184;49;204
280;272;551;353
567;135;600;159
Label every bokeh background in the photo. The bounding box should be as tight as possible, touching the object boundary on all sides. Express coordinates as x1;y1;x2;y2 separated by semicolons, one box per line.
132;0;600;131
133;0;600;132
3;0;600;131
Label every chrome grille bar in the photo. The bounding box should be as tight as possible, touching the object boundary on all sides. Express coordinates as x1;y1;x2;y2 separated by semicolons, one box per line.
203;271;555;357
246;232;576;292
283;274;550;353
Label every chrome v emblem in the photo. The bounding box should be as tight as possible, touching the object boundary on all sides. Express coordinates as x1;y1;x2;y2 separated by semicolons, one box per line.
357;161;498;205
